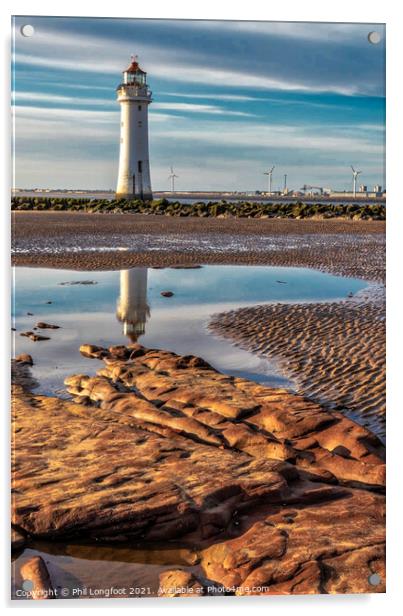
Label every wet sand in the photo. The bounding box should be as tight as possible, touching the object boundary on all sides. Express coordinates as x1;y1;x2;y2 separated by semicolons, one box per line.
12;212;385;438
13;212;384;276
210;292;385;439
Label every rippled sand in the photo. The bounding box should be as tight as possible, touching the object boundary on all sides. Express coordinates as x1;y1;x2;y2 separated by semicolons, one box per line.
210;293;385;439
208;231;385;439
12;212;385;438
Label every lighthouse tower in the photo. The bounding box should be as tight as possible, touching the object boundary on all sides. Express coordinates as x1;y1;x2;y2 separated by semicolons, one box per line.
116;268;150;342
116;57;153;200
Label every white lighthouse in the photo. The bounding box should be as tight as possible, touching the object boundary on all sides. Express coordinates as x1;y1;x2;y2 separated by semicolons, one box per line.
116;57;153;200
116;268;150;342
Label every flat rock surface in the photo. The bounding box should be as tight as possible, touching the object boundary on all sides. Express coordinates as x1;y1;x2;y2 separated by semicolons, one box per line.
12;344;385;595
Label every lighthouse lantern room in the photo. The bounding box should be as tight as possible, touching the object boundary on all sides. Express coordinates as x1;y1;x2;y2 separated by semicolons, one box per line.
116;57;153;200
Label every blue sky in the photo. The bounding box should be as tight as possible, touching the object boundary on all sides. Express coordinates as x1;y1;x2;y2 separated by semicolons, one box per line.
12;17;385;192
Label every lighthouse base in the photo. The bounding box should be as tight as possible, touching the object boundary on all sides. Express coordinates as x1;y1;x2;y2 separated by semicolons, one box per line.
115;192;153;201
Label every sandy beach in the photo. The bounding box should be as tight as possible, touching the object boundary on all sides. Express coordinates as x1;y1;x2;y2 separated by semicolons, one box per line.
13;212;384;275
11;209;386;594
210;293;385;439
12;212;385;441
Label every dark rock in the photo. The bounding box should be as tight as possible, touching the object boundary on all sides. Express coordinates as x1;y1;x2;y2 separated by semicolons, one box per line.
11;527;26;551
161;290;174;297
59;280;98;286
35;322;60;329
20;332;50;342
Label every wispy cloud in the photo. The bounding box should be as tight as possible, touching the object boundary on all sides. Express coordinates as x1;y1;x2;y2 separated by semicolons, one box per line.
153;119;383;155
13;22;383;97
13;105;118;123
162;92;260;102
13;103;381;158
179;20;385;44
152;102;253;116
15;53;120;74
15;52;361;95
11;17;385;190
12;105;185;142
151;64;360;95
13;91;115;106
161;91;354;110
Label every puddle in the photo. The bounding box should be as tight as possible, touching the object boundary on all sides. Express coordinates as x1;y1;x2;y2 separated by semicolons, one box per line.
12;264;368;396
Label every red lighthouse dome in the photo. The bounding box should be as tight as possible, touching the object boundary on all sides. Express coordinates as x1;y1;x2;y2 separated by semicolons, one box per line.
123;56;146;84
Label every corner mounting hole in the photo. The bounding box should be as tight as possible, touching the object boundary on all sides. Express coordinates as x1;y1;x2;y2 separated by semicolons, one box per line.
368;31;381;45
22;578;34;591
20;24;35;37
368;573;381;586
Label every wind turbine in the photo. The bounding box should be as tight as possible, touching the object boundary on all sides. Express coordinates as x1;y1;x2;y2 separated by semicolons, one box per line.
351;166;362;198
168;166;178;193
263;166;275;194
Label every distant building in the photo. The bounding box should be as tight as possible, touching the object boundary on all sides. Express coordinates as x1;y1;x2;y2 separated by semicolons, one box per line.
328;190;385;200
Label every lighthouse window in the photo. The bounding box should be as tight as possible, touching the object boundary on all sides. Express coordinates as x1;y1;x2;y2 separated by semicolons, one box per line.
138;121;142;127
138;161;142;173
138;105;142;111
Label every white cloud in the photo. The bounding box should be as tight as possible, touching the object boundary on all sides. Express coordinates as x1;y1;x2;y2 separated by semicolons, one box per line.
13;25;202;77
181;20;384;44
13;104;383;158
11;22;384;190
15;51;360;95
12;106;118;143
13;23;371;96
14;53;121;74
13;105;118;123
152;119;383;155
152;102;252;116
161;92;354;110
12;104;184;142
13;91;115;106
162;92;260;102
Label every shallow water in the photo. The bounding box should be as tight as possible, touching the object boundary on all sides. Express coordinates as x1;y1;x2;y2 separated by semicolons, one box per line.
12;541;201;600
12;264;368;397
12;264;370;598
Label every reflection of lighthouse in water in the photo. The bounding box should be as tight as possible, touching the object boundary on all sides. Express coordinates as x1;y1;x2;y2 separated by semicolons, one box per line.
116;268;150;342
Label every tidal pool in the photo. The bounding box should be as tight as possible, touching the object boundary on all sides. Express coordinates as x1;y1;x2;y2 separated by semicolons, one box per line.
12;264;368;397
12;541;202;600
12;263;371;598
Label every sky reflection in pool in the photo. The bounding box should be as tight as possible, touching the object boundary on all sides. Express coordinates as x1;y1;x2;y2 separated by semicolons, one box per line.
12;265;368;396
